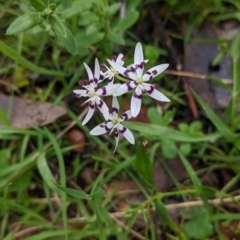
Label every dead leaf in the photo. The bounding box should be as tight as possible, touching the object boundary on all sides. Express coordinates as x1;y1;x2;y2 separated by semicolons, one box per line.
183;21;234;115
0;94;66;128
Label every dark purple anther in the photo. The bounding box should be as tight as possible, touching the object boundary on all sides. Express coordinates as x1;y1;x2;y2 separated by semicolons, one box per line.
76;94;81;98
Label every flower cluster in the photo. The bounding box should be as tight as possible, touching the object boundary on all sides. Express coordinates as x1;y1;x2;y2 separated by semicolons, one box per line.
74;42;170;152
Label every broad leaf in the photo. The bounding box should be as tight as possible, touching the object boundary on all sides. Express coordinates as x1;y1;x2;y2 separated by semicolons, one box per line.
49;15;77;54
6;12;44;35
133;145;153;186
30;0;46;11
114;10;139;31
107;31;125;45
183;207;213;239
48;14;66;38
105;3;121;18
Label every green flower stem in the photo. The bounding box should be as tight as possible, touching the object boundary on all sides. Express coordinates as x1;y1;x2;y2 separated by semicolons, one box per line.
115;74;130;83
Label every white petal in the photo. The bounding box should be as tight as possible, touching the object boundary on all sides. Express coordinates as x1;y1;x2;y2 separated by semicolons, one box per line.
112;96;119;113
82;105;95;125
131;86;142;117
113;131;119;154
120;110;132;121
107;59;136;79
90;124;108;135
113;81;137;97
119;124;135;144
96;83;121;96
96;98;109;120
94;58;100;80
142;64;169;81
116;54;124;65
83;63;93;81
134;42;144;64
73;89;88;97
143;83;170;102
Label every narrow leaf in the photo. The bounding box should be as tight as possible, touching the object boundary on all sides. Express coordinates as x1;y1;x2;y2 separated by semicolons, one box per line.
177;150;202;188
125;122;221;142
6;12;44;35
0;40;63;76
192;89;235;141
53;182;88;199
37;152;60;194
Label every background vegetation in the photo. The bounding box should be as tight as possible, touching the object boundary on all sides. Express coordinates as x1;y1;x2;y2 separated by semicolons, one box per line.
0;0;240;239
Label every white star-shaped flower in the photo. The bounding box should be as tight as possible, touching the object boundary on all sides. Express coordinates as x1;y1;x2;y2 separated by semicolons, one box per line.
100;54;125;85
90;97;134;153
73;58;121;125
107;42;170;117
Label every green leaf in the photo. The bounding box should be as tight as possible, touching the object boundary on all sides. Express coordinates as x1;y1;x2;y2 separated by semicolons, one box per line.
154;198;169;222
114;10;139;31
88;197;112;224
107;31;125;45
90;187;105;198
183;207;213;239
147;107;162;125
52;22;77;55
78;11;99;26
48;14;66;38
178;123;189;133
189;121;202;133
0;40;63;76
51;0;62;6
49;3;56;11
105;3;121;18
6;12;44;35
230;31;240;60
133;145;153;186
177;150;202;188
179;143;192;156
192;90;235;141
30;0;46;11
162;138;177;158
53;182;88;199
198;186;216;198
125;122;221;143
37;153;60;194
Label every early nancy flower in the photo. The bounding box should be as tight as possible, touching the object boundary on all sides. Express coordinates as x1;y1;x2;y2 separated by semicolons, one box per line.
73;58;121;125
100;54;125;85
107;42;170;117
90;97;134;153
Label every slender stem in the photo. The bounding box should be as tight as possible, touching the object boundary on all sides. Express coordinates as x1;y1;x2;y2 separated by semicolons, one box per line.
115;74;130;83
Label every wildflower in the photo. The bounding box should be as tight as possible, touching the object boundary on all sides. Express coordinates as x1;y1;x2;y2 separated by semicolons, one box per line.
107;42;170;117
73;58;121;125
100;54;125;84
90;97;134;153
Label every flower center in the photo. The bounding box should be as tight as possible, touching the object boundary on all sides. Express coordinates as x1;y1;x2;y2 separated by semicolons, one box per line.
112;118;118;125
110;67;117;75
136;77;143;84
88;91;95;97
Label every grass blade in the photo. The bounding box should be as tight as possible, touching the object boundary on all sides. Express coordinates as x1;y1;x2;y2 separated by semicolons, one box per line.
0;40;63;76
192;89;235;141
